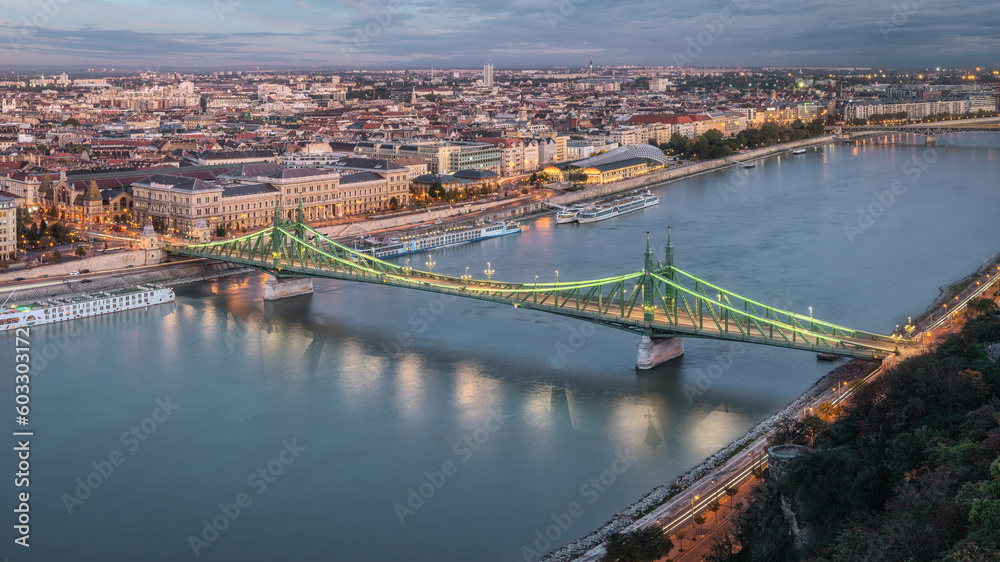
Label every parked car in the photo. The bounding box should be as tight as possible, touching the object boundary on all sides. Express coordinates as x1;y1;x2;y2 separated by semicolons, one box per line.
81;269;90;273
14;277;25;281
69;271;80;275
81;279;93;284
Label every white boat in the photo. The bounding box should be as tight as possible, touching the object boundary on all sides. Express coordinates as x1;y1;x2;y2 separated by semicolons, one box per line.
791;148;807;155
555;204;589;224
576;191;658;224
0;284;175;331
362;221;522;259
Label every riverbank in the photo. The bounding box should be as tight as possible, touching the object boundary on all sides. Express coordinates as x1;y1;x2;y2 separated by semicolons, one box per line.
544;359;874;562
318;135;837;239
3;260;251;305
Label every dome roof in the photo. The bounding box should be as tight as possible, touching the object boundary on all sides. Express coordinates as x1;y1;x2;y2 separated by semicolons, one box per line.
572;143;670;168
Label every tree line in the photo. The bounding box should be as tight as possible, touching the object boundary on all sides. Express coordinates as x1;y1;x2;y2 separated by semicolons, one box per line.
662;118;827;161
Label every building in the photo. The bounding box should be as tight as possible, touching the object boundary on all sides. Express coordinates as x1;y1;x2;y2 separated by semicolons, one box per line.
484;62;494;88
354;141;501;175
131;174;279;235
325;157;411;211
411;173;462;197
0;195;15;261
190;150;278;166
0;172;41;208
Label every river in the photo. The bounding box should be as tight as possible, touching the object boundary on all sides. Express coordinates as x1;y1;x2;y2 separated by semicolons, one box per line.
3;134;1000;562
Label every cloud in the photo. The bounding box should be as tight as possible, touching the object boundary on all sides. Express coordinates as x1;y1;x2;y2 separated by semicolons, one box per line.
2;0;997;67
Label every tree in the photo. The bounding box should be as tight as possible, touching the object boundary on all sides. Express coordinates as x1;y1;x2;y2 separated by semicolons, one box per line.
75;246;87;258
708;499;721;524
702;532;740;562
694;514;707;535
0;260;8;271
428;181;445;200
62;117;80;126
39;217;48;233
50;248;62;262
388;196;399;211
724;487;738;511
214;225;226;238
103;241;109;251
674;529;687;552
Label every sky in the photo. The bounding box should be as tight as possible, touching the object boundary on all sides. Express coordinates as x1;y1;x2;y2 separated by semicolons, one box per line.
0;0;998;69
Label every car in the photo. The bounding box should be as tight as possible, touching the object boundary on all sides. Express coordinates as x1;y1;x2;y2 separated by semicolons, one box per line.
41;274;49;278
69;271;80;275
81;269;90;273
80;279;93;284
14;277;24;281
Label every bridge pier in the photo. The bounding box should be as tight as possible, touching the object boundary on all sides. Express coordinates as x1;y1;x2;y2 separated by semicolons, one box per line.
925;134;936;144
636;336;684;369
263;276;314;300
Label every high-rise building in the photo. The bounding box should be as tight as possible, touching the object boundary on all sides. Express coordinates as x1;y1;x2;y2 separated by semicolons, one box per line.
483;61;494;88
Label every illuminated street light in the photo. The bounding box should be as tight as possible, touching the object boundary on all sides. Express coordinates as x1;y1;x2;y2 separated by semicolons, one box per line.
484;262;495;280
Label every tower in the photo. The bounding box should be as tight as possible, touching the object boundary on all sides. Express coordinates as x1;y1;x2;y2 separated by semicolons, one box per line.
589;53;593;77
483;60;494;88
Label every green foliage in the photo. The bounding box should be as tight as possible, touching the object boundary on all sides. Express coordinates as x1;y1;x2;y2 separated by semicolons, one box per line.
721;310;1000;561
670;118;826;161
75;246;86;258
600;527;673;562
0;260;8;271
214;225;227;238
388;196;398;211
62;117;80;126
50;248;61;261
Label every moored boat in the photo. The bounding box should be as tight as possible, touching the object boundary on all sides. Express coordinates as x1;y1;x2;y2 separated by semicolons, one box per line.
576;191;658;224
0;284;175;331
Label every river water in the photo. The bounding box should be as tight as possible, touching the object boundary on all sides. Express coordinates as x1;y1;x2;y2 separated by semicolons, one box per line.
4;135;1000;562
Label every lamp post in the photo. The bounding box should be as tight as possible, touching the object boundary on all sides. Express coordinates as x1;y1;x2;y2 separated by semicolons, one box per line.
484;262;495;281
425;254;434;273
690;495;699;531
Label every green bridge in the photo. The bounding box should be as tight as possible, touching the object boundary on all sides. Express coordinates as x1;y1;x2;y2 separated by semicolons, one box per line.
166;206;907;368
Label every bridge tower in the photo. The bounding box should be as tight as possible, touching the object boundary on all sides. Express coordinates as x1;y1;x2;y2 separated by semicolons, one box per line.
263;197;314;301
663;227;677;314
637;229;684;369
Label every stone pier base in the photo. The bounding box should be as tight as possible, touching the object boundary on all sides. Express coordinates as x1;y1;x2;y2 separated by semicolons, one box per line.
263;276;314;300
926;134;936;144
636;336;684;369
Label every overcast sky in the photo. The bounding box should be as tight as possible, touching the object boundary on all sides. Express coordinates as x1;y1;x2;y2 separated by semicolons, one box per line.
1;0;997;69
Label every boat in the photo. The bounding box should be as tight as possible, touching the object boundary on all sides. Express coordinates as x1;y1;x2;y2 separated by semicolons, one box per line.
576;191;658;224
0;284;175;331
816;353;839;361
360;221;522;259
555;203;589;224
791;148;807;155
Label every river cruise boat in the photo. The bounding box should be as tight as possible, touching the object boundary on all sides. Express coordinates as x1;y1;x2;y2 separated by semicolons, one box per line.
0;284;175;331
576;191;659;224
361;221;522;259
791;148;807;155
555;204;590;224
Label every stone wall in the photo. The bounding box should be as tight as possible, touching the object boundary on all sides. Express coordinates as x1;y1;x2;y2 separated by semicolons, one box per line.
0;248;167;283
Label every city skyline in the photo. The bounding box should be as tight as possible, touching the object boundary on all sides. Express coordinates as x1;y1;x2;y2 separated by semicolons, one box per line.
2;0;998;69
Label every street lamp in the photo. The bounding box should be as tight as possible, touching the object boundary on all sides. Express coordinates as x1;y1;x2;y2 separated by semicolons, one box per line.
690;495;699;530
484;262;495;280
